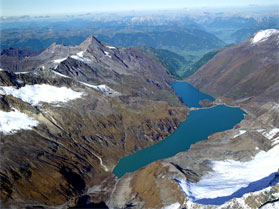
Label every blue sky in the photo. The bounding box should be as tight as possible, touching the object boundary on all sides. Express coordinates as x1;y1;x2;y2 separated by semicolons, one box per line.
1;0;279;16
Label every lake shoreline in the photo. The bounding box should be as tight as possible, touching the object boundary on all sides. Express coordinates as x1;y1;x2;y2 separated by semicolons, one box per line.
113;81;245;178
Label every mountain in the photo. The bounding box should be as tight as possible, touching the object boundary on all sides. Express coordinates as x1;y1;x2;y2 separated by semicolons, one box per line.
231;17;279;43
180;47;225;78
1;25;225;64
1;48;39;60
138;46;230;79
0;36;188;208
105;29;279;208
97;29;225;52
205;16;258;30
198;14;279;44
187;29;279;102
136;46;191;78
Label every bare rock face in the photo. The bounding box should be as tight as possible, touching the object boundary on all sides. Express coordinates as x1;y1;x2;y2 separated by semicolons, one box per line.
0;36;188;208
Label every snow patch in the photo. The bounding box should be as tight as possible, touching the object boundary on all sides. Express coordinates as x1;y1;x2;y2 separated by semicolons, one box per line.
53;57;67;63
232;130;246;138
70;55;84;62
272;136;279;146
106;46;116;49
262;128;279;140
0;68;5;71
162;202;180;209
16;79;24;84
251;29;279;44
77;51;84;57
52;70;70;78
0;84;83;106
272;104;279;111
95;84;120;96
80;82;120;96
80;82;97;88
0;109;39;134
176;144;279;200
70;51;91;63
104;51;112;58
14;71;30;74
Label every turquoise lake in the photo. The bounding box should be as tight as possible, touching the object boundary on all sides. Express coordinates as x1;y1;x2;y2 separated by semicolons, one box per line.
113;81;245;178
171;81;214;107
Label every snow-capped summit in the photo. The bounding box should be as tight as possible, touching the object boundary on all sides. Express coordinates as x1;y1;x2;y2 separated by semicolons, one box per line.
250;29;279;44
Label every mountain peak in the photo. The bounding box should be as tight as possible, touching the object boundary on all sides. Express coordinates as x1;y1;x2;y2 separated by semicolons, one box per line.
79;35;103;50
250;29;279;45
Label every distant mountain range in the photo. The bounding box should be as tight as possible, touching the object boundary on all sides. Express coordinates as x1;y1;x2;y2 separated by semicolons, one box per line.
1;11;278;68
96;29;225;51
231;17;279;42
0;48;39;60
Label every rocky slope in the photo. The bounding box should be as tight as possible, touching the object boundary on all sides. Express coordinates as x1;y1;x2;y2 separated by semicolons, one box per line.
106;29;279;208
187;29;279;102
0;36;188;208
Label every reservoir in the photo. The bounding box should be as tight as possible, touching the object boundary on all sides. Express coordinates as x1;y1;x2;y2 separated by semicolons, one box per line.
113;81;245;178
171;81;214;107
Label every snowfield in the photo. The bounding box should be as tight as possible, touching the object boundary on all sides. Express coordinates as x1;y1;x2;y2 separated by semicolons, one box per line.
251;29;279;44
176;143;279;202
162;202;181;209
0;84;83;105
0;109;39;134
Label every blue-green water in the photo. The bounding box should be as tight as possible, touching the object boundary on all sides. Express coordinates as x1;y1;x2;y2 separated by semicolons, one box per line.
171;81;214;108
113;82;245;178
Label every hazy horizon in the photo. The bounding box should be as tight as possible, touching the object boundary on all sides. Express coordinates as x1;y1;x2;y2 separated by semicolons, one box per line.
1;0;279;17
